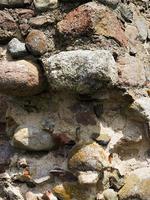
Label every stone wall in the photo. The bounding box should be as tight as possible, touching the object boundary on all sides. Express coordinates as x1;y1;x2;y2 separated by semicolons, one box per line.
0;0;150;200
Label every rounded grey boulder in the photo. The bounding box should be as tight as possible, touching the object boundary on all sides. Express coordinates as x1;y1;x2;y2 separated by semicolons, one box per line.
42;50;118;94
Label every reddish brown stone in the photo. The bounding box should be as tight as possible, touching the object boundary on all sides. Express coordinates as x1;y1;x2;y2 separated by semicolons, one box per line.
0;60;46;96
95;9;128;47
25;30;48;56
0;11;18;42
57;5;93;36
57;2;128;46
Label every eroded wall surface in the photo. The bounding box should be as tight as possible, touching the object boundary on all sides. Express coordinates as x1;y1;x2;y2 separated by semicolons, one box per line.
0;0;150;200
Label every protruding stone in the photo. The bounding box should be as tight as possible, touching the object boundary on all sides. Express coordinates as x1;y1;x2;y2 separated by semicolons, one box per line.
12;126;54;151
42;50;117;94
57;2;128;46
0;60;45;96
25;30;48;56
68;142;109;172
8;38;28;58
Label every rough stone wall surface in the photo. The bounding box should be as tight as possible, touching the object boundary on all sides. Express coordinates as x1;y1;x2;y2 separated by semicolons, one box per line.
0;0;150;200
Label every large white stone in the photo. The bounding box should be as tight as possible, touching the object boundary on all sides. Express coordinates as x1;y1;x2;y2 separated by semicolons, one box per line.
42;50;118;94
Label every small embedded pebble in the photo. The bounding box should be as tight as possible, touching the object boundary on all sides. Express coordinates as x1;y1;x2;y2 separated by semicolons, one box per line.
17;158;28;168
91;132;111;146
8;38;27;58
